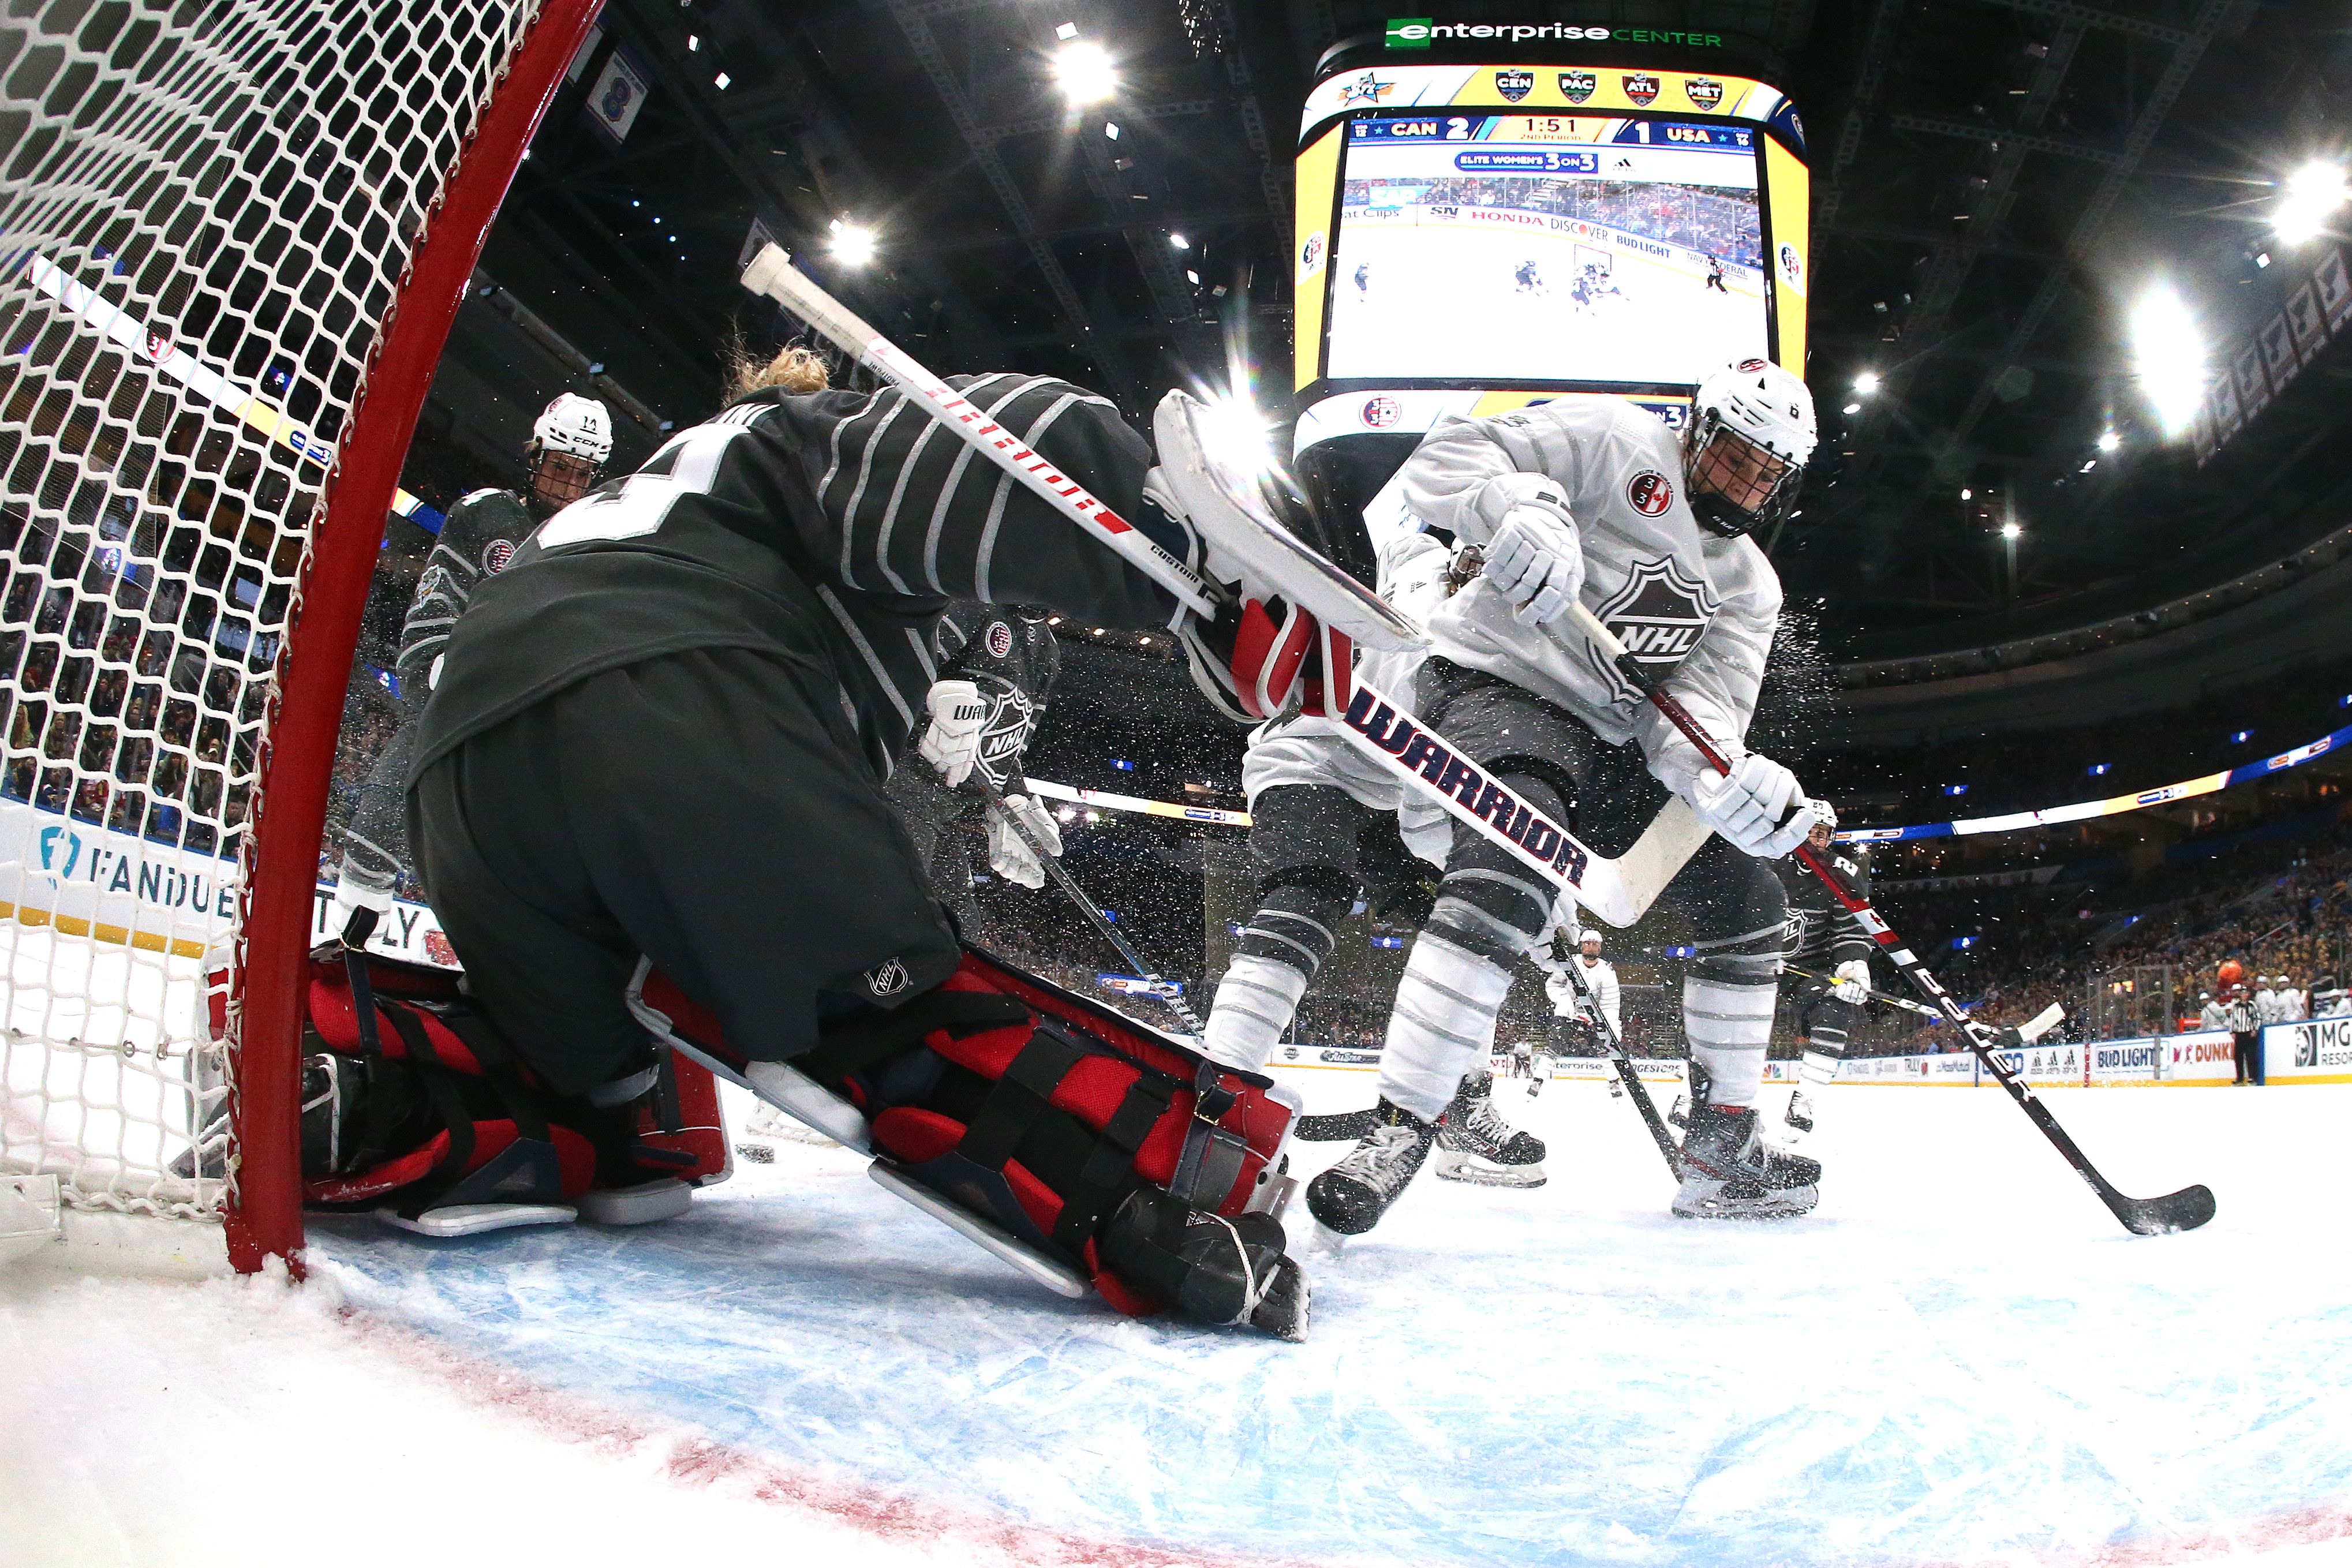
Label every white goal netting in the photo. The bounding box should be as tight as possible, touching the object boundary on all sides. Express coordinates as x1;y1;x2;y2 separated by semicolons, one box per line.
0;0;546;1230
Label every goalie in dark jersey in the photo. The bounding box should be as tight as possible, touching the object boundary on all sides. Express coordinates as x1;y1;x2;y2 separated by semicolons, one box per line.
405;347;1340;1336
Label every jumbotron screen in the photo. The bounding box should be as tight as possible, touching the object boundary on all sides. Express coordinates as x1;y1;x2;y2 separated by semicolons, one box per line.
1325;111;1771;389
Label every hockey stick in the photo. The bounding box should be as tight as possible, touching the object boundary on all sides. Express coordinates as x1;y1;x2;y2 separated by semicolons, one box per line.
1541;946;1685;1179
736;246;1669;930
1568;604;2214;1236
1779;962;1945;1020
974;775;1207;1034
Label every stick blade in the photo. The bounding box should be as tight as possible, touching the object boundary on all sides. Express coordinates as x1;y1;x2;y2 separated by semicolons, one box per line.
2115;1183;2217;1236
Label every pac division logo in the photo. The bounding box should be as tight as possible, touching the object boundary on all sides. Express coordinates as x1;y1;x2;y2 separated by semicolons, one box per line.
1558;70;1595;103
1494;68;1533;102
1588;555;1719;691
1622;73;1660;107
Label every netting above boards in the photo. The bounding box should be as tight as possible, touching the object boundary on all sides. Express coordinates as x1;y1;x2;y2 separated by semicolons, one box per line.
0;0;541;1222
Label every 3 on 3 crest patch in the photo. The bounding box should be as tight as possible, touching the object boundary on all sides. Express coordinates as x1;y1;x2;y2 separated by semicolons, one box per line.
1626;469;1674;517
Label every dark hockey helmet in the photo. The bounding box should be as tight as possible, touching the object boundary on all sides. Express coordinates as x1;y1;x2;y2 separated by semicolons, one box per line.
1683;358;1817;538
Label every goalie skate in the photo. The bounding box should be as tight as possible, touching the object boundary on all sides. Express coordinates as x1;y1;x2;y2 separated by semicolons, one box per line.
1433;1071;1547;1189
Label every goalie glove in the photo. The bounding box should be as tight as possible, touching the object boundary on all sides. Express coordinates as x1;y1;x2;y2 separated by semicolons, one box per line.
1831;960;1871;1006
917;679;988;787
987;793;1062;889
1689;751;1813;859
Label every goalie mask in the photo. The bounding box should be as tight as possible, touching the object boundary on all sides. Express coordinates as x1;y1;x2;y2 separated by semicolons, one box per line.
1683;358;1816;538
523;393;614;519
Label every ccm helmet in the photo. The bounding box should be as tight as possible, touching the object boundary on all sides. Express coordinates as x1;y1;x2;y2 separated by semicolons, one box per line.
523;393;613;516
1684;357;1817;538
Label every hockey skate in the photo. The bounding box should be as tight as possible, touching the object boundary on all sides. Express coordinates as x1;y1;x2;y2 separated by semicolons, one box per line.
1304;1099;1439;1237
1433;1071;1547;1188
1672;1101;1821;1221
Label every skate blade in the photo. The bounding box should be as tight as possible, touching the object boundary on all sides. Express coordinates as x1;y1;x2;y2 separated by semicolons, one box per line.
1306;1221;1351;1258
1433;1149;1548;1189
1670;1180;1819;1221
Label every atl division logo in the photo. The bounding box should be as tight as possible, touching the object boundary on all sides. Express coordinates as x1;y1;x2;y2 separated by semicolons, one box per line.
1621;73;1660;107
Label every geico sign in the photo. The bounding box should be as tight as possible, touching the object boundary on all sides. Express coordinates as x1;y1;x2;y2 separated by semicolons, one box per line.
2286;1018;2352;1070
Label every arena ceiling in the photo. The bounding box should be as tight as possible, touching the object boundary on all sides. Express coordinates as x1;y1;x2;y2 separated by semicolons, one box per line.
450;0;2352;666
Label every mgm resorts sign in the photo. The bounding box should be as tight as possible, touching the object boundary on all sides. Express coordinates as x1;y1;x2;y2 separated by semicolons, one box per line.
1386;18;1729;49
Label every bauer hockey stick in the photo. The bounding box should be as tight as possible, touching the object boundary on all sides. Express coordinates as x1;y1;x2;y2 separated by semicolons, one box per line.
1568;602;2214;1236
974;776;1207;1034
735;246;1673;930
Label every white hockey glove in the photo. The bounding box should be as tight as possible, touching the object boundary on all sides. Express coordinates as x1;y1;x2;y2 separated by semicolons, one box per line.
1689;751;1813;859
986;793;1062;889
917;679;988;787
1481;501;1583;626
330;876;395;947
1831;960;1871;1006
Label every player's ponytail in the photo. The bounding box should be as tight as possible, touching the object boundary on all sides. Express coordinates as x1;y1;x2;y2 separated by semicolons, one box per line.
722;339;831;402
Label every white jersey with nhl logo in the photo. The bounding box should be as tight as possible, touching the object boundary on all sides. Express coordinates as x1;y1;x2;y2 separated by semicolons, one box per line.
1393;396;1782;799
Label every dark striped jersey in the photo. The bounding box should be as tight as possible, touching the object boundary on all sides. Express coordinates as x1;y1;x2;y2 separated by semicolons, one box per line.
1775;843;1872;966
396;487;532;721
413;374;1168;780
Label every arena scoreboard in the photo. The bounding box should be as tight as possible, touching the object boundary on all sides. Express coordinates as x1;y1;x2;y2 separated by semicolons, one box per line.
1291;42;1811;479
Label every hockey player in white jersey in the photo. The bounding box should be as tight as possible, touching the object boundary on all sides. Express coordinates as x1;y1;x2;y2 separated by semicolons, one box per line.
1308;358;1828;1234
1539;926;1621;1056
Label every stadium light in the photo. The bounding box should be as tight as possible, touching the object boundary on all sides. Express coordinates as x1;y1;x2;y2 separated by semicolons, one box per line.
1841;401;1862;414
829;218;877;267
2275;159;2348;245
1960;488;1972;500
2096;430;2121;452
1195;390;1277;479
2127;282;2205;439
1853;371;1879;395
2000;521;2022;539
1169;233;1190;250
2089;763;2111;777
1053;40;1116;104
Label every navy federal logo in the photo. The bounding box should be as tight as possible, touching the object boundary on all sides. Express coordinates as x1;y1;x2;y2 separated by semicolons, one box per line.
1590;554;1719;690
1558;69;1595;103
1684;76;1725;110
1495;68;1534;103
1622;72;1660;107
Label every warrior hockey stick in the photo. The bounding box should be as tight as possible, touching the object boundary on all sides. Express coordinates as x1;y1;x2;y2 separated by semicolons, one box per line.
1568;604;2214;1236
736;245;1662;927
975;777;1207;1034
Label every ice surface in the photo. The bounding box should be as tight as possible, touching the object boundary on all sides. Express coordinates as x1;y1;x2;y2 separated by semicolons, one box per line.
7;1078;2352;1567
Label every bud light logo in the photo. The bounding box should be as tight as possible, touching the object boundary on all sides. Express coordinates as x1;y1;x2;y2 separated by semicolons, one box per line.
38;824;81;880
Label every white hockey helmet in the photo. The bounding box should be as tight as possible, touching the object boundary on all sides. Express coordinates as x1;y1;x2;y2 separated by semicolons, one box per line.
532;392;614;465
1684;357;1817;538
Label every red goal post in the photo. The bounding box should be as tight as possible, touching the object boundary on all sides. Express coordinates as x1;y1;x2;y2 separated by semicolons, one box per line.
0;0;601;1273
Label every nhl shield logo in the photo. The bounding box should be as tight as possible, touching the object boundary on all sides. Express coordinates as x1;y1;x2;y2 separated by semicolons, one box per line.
1590;555;1721;691
864;958;911;998
1494;68;1534;103
1558;70;1595;103
1626;469;1675;517
1684;77;1725;110
1622;73;1660;107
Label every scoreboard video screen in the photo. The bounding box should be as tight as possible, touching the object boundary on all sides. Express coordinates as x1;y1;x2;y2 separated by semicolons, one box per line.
1325;111;1770;390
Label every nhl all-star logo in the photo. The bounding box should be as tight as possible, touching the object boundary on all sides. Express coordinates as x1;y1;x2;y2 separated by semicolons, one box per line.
1361;395;1401;428
482;538;516;574
864;958;911;998
1622;72;1660;107
1494;68;1533;103
1588;555;1719;693
1558;70;1595;103
985;620;1014;659
1684;77;1725;111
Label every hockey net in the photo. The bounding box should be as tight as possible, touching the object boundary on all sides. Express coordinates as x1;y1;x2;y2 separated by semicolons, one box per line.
0;0;596;1268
